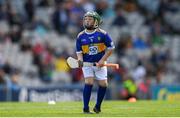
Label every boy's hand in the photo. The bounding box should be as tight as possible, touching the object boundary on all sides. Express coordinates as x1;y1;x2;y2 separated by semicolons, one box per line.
78;60;83;67
97;60;105;67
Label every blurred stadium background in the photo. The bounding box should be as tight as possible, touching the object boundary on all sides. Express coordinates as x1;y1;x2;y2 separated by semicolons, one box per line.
0;0;180;102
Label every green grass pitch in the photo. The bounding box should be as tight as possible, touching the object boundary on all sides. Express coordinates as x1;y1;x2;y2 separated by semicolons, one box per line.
0;100;179;117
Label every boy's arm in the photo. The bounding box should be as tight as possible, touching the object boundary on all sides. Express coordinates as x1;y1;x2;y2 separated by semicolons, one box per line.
76;34;83;63
97;49;113;67
76;52;83;67
76;52;83;61
97;32;115;67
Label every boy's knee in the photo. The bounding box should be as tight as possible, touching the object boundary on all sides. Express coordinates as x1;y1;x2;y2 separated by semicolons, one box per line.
85;77;94;85
98;81;108;87
85;81;94;85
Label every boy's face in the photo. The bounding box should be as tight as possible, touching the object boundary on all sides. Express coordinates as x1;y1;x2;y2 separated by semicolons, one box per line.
83;16;95;30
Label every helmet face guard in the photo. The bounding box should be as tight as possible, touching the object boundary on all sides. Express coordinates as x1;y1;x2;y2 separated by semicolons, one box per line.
83;11;102;29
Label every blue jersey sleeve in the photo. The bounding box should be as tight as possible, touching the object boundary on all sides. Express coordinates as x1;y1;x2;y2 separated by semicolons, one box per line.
76;38;82;53
104;33;115;50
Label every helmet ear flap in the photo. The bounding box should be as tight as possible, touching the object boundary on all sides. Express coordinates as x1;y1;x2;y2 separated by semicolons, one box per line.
94;19;98;28
99;19;103;25
94;12;102;28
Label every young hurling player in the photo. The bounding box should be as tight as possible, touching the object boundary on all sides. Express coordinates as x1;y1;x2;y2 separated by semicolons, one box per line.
76;11;115;114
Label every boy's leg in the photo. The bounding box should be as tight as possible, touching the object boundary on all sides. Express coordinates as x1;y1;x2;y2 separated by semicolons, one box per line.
82;66;95;113
94;66;108;113
94;80;108;113
83;77;94;113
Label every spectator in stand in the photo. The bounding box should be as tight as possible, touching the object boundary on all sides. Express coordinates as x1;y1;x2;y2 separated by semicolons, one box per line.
115;34;132;57
95;0;108;16
112;7;127;27
52;2;69;34
0;68;6;85
53;51;71;83
24;0;35;23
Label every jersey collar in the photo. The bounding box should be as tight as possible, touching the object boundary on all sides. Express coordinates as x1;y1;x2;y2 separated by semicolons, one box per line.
85;29;97;34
